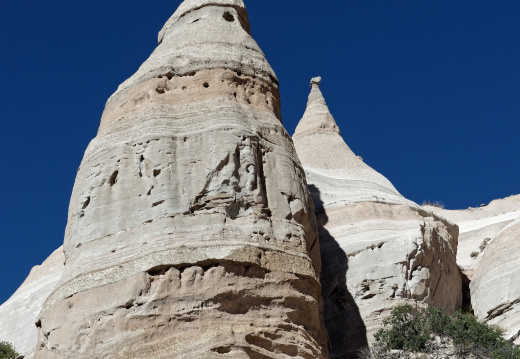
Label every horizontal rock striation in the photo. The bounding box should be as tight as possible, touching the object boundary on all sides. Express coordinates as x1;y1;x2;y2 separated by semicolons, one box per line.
293;78;462;358
0;247;64;359
423;195;520;279
35;1;329;358
471;219;520;345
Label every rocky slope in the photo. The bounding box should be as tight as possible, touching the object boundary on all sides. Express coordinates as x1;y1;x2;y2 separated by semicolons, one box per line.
424;195;520;345
293;78;462;358
0;248;64;359
34;1;329;358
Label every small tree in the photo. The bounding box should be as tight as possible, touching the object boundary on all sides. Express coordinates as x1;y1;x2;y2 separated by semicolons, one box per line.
0;341;19;359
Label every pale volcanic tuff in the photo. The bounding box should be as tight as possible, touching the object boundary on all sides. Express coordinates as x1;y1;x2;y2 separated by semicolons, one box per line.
0;248;64;359
34;1;330;358
425;195;520;345
1;1;519;358
293;78;462;358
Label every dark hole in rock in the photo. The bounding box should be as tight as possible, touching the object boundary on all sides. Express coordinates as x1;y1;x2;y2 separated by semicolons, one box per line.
203;82;209;88
82;196;91;209
191;19;200;23
182;86;187;90
165;70;175;80
152;200;165;207
156;87;166;94
223;11;235;22
212;346;232;354
153;169;161;177
109;171;119;186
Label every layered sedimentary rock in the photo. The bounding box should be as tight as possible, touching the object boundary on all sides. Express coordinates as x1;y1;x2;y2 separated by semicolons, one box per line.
35;2;329;358
0;247;64;359
472;219;520;345
422;195;520;278
293;78;462;358
424;195;520;344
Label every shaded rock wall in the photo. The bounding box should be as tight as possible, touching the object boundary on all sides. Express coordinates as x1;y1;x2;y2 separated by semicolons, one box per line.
293;79;462;358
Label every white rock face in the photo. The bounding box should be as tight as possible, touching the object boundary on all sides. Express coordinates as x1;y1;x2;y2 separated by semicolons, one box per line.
423;195;520;278
293;79;462;358
35;2;329;358
472;219;520;345
0;247;64;358
424;195;520;344
293;81;416;209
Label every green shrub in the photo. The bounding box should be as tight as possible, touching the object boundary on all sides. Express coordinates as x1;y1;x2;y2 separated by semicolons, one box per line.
0;341;19;359
374;304;430;352
374;304;520;358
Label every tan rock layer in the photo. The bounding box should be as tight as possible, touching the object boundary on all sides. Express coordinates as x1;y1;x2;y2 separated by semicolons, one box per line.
38;262;326;359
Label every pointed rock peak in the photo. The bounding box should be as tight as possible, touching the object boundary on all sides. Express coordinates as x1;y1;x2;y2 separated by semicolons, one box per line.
159;0;250;44
310;76;322;88
293;77;341;138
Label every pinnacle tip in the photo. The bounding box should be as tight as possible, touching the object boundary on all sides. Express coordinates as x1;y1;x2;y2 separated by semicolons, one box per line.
310;77;322;88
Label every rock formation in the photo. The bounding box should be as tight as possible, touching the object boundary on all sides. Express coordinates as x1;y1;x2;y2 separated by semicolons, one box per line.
2;2;518;357
0;247;64;359
34;1;329;358
293;78;462;358
422;195;520;279
424;195;520;344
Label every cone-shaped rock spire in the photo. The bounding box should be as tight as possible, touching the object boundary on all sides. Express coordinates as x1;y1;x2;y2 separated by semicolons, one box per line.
35;3;329;358
293;79;461;358
159;0;251;43
293;77;413;207
293;77;340;137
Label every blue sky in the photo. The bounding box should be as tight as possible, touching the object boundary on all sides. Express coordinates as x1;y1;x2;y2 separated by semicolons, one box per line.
0;0;519;304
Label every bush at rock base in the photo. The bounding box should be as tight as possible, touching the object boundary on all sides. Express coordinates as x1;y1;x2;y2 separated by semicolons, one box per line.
0;341;19;359
364;304;520;359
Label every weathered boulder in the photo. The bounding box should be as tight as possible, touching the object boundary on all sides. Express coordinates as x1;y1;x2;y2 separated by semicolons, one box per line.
424;195;520;344
35;1;329;358
0;247;64;359
293;78;462;358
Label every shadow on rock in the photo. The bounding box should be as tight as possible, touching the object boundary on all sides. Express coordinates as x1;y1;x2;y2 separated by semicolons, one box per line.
310;184;368;359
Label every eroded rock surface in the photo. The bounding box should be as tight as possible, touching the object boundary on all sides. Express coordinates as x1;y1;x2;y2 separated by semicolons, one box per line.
424;195;520;344
293;79;462;358
422;195;520;279
35;2;329;358
0;247;64;359
472;219;520;345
